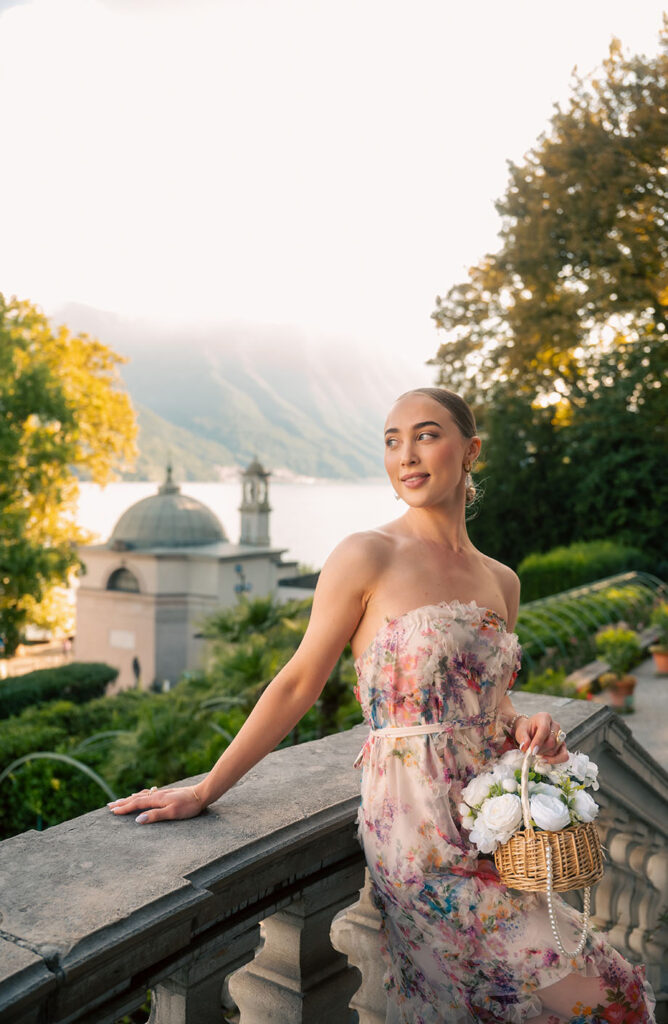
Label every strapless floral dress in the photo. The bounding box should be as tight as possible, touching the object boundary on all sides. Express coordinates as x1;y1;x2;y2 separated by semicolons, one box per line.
353;599;655;1024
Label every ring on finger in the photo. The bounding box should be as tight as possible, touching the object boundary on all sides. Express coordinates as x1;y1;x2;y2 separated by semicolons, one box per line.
149;786;157;793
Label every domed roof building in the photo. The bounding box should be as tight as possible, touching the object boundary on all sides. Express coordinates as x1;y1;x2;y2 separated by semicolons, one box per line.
75;462;296;692
109;467;227;550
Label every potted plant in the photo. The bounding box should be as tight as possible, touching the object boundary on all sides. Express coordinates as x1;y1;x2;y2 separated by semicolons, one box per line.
595;626;642;713
649;602;668;675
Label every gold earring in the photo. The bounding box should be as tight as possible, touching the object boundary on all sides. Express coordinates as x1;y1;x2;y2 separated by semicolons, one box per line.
463;462;471;473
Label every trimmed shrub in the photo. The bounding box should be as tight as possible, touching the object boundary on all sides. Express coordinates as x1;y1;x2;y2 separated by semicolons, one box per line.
518;540;650;602
0;662;118;719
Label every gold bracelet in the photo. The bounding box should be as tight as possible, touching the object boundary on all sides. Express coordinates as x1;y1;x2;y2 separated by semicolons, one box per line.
192;785;205;808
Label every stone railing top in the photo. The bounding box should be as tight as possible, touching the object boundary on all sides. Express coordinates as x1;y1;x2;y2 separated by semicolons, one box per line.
1;696;667;1023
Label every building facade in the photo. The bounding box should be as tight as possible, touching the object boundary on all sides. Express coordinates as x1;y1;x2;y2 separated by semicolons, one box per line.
75;463;296;691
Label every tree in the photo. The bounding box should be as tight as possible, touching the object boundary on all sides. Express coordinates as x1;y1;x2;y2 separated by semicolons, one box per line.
431;25;668;565
432;27;667;405
0;295;137;655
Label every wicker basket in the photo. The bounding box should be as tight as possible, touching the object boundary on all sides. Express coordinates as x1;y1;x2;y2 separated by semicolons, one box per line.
494;819;603;892
493;749;604;957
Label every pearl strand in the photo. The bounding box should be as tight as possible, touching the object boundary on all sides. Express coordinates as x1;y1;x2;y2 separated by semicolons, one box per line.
545;845;591;959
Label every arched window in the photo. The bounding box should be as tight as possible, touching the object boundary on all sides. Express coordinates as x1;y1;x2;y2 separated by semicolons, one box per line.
107;568;140;593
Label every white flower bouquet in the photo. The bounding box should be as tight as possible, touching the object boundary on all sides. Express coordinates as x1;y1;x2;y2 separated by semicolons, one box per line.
459;748;600;855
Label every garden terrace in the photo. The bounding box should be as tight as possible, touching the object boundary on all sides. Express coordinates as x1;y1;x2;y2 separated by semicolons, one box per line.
515;571;666;677
1;695;667;1024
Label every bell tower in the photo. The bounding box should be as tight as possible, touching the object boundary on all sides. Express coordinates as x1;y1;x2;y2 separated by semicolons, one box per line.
239;458;271;546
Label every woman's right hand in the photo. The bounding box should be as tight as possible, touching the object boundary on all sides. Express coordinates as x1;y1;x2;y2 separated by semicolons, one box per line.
107;784;206;825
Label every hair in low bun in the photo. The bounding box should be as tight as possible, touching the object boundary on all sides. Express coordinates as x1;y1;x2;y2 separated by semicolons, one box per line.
397;386;483;516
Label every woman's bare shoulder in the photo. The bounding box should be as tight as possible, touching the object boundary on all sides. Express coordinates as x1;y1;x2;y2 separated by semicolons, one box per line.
322;526;397;581
481;553;521;623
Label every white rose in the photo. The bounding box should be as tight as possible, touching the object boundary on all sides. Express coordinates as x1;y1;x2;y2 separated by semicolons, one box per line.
502;778;518;792
568;752;592;783
490;758;519;784
498;749;525;771
531;782;564;801
469;819;498;854
572;789;599;823
461;773;495;807
458;802;476;829
530;793;571;831
479;794;523;843
583;761;599;790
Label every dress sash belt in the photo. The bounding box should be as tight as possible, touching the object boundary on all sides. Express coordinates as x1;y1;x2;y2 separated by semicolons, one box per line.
353;713;498;767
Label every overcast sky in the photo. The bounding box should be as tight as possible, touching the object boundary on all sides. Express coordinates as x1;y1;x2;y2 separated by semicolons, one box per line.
0;0;665;377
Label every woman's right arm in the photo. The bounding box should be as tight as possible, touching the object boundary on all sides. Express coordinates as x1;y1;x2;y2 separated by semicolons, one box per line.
108;532;381;825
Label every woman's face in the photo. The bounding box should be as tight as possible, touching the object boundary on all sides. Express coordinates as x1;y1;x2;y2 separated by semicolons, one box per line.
383;394;479;508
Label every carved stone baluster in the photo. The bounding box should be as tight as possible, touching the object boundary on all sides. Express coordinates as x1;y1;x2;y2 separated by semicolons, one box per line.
148;922;261;1024
330;869;386;1024
228;860;365;1023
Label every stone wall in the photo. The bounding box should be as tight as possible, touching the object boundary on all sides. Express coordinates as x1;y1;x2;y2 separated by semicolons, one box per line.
0;697;666;1023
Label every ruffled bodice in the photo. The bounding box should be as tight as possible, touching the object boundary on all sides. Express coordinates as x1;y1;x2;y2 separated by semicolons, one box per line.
354;598;521;731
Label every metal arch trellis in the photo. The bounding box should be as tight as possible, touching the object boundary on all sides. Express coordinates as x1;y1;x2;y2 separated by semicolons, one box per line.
516;608;569;659
0;752;117;801
512;621;548;674
547;597;606;632
515;570;666;676
73;730;131;753
530;601;591;642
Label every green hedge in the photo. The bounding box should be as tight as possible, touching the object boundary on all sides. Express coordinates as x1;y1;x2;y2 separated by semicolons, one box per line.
518;540;650;602
0;662;118;719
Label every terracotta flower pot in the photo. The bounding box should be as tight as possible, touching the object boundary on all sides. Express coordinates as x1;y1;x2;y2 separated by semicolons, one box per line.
606;674;636;713
649;645;668;676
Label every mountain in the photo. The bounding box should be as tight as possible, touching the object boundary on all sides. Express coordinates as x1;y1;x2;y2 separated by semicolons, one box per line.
53;304;433;480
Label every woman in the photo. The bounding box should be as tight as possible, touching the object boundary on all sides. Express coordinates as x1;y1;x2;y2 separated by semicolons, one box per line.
109;387;656;1023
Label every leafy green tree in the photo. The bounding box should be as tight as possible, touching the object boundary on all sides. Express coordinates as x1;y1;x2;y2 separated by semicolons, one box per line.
431;26;668;564
564;335;668;564
464;393;574;567
0;295;137;654
432;28;668;404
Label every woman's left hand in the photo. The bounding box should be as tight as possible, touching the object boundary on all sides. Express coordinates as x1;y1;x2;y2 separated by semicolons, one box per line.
515;712;569;763
107;784;205;823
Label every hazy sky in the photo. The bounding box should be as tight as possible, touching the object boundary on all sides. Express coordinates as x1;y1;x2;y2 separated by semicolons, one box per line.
1;0;665;377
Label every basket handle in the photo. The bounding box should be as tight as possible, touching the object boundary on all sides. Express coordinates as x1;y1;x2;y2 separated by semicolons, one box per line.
520;749;534;830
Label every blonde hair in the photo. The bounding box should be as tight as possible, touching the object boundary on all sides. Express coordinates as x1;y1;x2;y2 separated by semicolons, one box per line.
397;387;480;507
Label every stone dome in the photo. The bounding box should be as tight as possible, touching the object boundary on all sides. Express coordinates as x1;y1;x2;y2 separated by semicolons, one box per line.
108;467;227;550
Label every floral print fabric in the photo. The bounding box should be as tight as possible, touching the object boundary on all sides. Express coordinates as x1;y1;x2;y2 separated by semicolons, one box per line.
353;600;655;1023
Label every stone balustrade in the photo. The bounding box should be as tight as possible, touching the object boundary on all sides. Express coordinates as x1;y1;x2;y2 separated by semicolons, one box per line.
1;695;666;1024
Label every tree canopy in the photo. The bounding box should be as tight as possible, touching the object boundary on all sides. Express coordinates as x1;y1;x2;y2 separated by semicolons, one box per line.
431;25;668;567
432;27;667;405
0;295;137;655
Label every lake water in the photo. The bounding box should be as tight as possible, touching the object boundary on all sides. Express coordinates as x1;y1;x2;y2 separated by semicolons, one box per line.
77;479;403;570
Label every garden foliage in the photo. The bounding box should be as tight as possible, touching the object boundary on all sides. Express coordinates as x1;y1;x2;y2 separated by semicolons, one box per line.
0;662;118;719
0;598;362;841
517;541;651;603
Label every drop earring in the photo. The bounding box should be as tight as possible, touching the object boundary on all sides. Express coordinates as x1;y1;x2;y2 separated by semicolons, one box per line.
394;492;400;500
